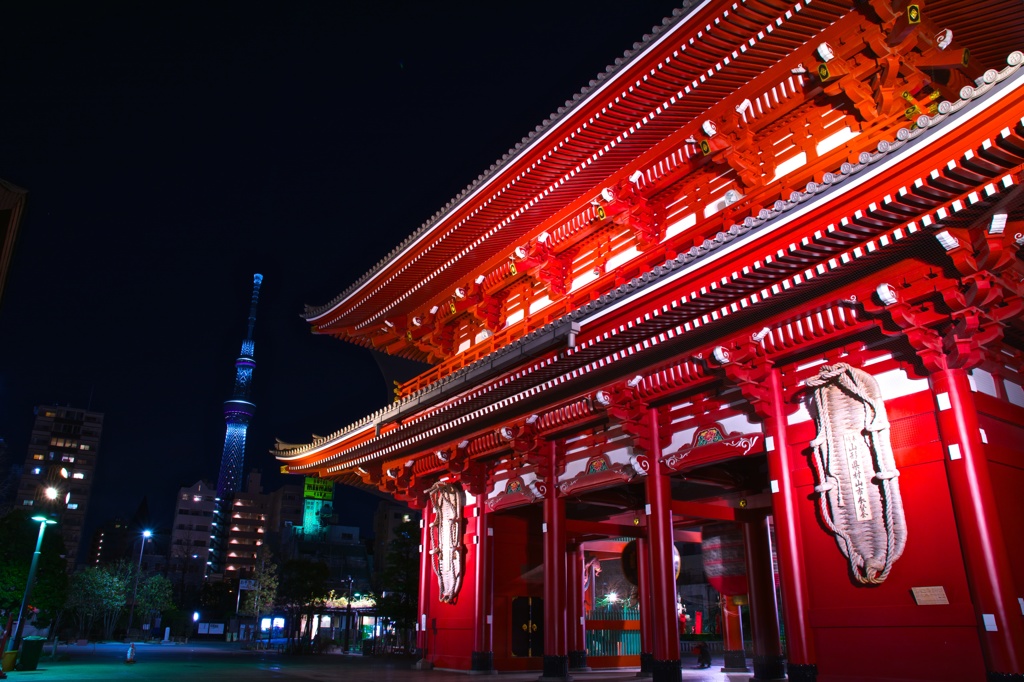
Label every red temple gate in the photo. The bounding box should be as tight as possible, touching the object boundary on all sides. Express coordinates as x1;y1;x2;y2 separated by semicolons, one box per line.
278;3;1024;681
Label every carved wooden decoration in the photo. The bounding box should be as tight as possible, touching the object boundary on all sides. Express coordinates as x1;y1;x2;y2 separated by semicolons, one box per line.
662;423;763;472
557;453;648;496
427;482;465;603
486;476;541;512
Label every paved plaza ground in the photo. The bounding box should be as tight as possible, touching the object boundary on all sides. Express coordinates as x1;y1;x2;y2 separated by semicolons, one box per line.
1;642;759;682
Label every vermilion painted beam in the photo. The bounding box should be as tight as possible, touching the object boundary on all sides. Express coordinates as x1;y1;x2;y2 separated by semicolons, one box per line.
669;500;737;522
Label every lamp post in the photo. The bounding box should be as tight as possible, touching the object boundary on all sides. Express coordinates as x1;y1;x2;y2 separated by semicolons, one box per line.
344;576;354;653
6;515;58;652
126;530;152;638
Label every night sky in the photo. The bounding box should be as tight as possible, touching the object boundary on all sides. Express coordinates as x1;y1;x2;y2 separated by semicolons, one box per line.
0;1;684;550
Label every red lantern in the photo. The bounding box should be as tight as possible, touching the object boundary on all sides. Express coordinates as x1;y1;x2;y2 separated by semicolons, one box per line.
701;523;747;596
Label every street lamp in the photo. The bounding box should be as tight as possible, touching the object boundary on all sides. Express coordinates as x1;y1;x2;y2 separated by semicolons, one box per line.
126;529;152;638
6;515;58;652
344;575;354;653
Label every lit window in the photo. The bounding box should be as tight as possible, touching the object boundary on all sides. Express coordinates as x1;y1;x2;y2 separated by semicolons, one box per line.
33;454;44;460
32;467;41;475
67;503;79;510
22;500;34;506
73;472;85;479
79;444;90;450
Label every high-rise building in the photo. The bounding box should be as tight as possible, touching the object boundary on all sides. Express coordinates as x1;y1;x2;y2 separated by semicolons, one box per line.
88;517;129;566
16;405;103;569
372;501;417;576
217;273;263;498
221;471;269;580
167;480;217;591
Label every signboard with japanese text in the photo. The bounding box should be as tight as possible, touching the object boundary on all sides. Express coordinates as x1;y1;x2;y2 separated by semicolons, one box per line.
303;477;334;501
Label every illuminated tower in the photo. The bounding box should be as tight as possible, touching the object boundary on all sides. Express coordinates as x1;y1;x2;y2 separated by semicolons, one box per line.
216;273;263;497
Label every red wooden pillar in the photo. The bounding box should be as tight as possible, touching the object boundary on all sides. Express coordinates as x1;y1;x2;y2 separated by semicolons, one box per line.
931;367;1024;676
568;544;587;670
542;440;569;679
763;368;816;682
416;507;433;667
645;408;681;682
721;596;745;670
472;499;493;672
636;535;654;676
742;514;785;680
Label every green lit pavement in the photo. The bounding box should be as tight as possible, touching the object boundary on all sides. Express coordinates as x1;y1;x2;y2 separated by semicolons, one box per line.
3;642;755;681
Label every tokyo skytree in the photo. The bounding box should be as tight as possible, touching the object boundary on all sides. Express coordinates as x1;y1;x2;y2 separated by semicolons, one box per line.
216;273;263;497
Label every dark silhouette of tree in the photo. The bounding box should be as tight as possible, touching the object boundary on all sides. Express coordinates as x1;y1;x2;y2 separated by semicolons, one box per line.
199;580;235;620
373;520;419;651
277;559;329;652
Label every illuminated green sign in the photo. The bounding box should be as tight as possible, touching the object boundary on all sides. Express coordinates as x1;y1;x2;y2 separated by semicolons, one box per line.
302;498;332;536
303;477;334;501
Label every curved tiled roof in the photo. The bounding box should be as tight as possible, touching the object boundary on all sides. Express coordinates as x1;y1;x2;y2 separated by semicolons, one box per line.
302;5;697;321
302;0;857;331
277;52;1024;468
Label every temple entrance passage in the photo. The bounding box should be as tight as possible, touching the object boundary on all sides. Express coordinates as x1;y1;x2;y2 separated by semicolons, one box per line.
510;597;544;657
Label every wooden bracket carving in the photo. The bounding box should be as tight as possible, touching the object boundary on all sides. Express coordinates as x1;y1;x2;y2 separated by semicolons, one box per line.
486;476;542;512
662;423;764;473
557;453;648;497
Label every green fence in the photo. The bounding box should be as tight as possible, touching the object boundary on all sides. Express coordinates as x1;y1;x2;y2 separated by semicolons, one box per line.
585;606;640;657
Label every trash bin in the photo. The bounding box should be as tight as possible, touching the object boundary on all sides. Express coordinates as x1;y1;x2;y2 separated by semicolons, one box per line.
1;650;17;672
17;636;46;671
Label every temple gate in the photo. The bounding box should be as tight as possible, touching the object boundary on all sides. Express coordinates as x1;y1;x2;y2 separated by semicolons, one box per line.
277;2;1024;680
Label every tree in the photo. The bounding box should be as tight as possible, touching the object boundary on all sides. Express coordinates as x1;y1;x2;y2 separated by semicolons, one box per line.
199;580;235;620
277;559;329;651
66;567;127;640
373;520;419;651
135;575;175;631
239;547;278;644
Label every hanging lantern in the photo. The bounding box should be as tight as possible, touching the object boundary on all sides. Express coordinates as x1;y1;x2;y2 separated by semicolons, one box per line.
701;523;747;596
621;539;681;586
